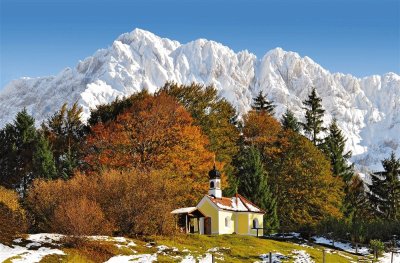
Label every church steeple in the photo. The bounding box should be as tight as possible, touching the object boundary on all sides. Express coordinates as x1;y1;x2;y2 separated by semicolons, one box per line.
208;161;222;198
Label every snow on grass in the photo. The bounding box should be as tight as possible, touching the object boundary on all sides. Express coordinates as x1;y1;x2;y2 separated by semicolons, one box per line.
181;253;213;263
379;251;400;263
257;252;287;263
104;253;157;263
0;243;65;263
26;233;65;244
292;250;315;263
313;236;369;255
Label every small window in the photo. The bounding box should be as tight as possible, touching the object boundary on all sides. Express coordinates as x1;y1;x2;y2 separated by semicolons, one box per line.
216;181;220;188
210;181;215;188
225;216;230;227
253;218;259;229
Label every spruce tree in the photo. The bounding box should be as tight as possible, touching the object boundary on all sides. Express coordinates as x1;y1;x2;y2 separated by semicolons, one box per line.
42;102;85;178
237;146;279;232
252;91;275;115
323;119;354;182
281;109;301;133
33;134;57;180
368;152;400;221
301;87;326;146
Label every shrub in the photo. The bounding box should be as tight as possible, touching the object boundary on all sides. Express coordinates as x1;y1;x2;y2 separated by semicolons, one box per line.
52;197;112;235
26;169;186;236
369;239;385;258
0;186;27;244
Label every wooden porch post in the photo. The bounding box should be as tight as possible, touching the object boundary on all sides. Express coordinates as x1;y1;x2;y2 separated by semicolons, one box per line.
185;214;188;233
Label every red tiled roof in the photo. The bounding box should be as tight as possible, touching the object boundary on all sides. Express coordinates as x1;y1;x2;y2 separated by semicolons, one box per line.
207;193;265;214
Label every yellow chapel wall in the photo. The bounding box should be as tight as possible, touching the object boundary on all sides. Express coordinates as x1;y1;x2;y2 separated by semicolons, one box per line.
236;213;249;235
197;199;219;234
249;213;264;236
217;210;235;234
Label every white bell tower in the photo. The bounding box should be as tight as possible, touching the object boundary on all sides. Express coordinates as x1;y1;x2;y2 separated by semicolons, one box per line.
208;164;222;198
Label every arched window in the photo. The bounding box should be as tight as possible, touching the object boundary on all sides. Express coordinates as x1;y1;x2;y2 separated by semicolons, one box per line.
210;181;215;188
225;216;230;227
252;218;259;229
216;181;220;188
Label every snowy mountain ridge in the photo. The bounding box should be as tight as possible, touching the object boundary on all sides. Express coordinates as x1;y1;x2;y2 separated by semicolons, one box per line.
1;28;399;172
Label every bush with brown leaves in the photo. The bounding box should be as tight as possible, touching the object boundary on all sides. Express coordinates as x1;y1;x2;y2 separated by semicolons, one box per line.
26;169;186;236
0;186;27;244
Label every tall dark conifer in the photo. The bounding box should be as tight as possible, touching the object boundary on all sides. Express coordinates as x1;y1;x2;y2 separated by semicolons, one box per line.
0;109;37;191
368;152;400;221
252;91;275;115
33;134;57;180
236;146;279;232
42;102;85;179
323;119;354;182
301;87;326;146
281;109;301;133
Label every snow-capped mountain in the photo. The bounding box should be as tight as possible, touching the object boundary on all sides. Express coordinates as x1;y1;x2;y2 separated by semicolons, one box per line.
1;28;399;172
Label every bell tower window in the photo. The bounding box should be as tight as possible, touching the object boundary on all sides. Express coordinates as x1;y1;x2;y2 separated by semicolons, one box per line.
210;181;215;188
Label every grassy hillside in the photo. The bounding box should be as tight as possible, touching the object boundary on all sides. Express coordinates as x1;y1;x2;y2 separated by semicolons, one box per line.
1;234;365;263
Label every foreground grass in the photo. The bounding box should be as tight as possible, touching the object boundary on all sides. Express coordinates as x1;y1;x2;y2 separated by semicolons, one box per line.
154;234;358;262
7;234;361;263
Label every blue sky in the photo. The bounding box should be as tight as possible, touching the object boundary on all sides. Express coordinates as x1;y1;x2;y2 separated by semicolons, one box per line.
1;0;399;88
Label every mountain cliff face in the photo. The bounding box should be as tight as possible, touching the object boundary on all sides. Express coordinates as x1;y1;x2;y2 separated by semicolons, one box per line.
1;28;399;172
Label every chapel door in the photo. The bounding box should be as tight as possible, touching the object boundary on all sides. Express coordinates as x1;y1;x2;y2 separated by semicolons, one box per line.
204;217;212;235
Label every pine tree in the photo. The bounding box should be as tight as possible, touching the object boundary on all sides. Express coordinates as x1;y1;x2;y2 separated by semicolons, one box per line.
33;134;57;180
323;119;354;182
281;109;301;133
42;102;85;179
252;91;275;115
301;87;326;146
236;146;279;232
368;152;400;221
0;109;38;192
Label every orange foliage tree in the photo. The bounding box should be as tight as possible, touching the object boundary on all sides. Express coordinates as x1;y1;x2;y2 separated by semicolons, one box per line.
84;92;215;200
241;110;343;231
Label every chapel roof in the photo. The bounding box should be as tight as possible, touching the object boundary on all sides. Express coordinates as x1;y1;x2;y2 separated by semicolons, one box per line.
206;193;265;214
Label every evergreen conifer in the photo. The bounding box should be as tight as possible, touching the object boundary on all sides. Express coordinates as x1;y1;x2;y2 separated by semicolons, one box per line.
252;91;275;115
368;152;400;221
301;88;326;146
281;109;301;133
323;119;354;182
237;146;279;232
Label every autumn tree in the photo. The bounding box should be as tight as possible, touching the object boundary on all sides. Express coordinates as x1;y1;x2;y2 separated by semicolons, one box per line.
275;131;344;230
241;110;343;231
158;82;239;167
84;92;214;200
302;87;326;146
252;91;275;115
88;90;150;126
41;102;85;179
242;110;285;174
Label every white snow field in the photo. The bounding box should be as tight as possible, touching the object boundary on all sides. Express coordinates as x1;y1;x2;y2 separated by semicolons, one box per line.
0;29;399;172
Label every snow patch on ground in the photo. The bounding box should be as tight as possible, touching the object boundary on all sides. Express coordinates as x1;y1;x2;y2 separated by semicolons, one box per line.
27;233;65;244
379;251;400;263
180;253;213;263
292;250;315;263
104;253;157;263
313;236;369;255
0;243;65;263
257;252;287;263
